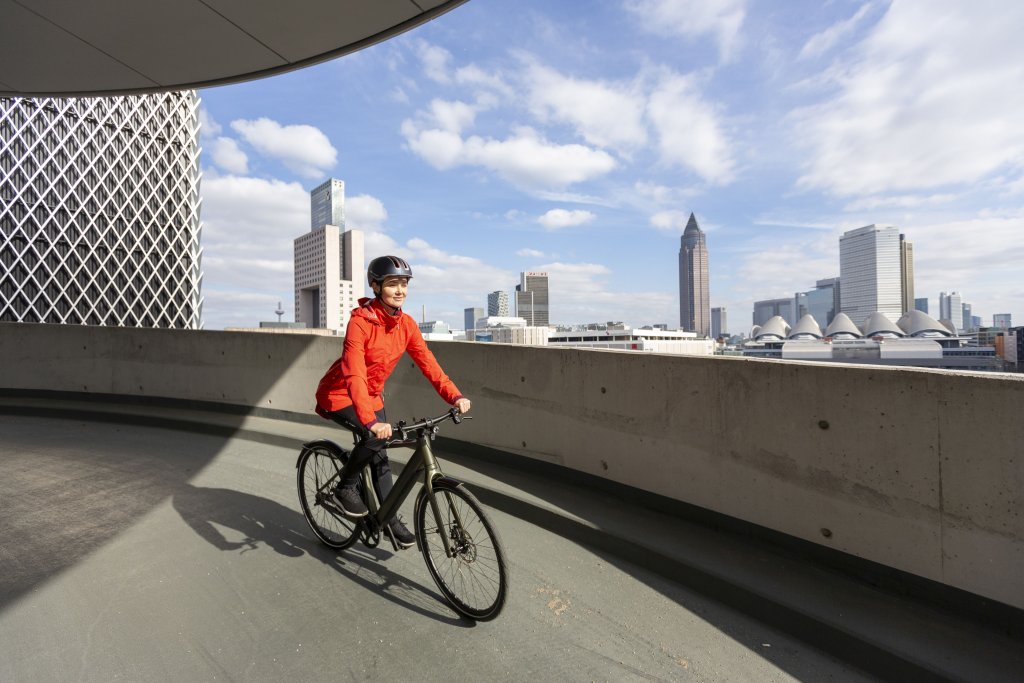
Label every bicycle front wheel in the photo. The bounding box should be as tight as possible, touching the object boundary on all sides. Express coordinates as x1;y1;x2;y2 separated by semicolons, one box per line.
415;481;508;620
297;445;360;550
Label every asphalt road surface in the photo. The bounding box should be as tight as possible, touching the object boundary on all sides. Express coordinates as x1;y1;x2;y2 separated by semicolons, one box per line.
0;414;875;682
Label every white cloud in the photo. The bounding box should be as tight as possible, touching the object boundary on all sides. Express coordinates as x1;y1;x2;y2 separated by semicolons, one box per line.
426;99;481;134
344;194;399;257
535;261;676;325
524;60;647;152
399;238;514;296
647;72;735;184
230;118;338;179
517;248;546;258
625;0;747;63
538;209;596;230
842;193;957;212
793;1;1024;197
634;181;699;206
908;211;1024;284
416;41;453;83
197;107;221;139
455;63;514;97
734;236;840;304
198;175;309;327
798;2;877;60
345;194;388;232
389;87;410;104
649;210;690;233
200;290;290;329
1002;175;1024;197
209;137;248;175
200;175;308;251
402;121;616;190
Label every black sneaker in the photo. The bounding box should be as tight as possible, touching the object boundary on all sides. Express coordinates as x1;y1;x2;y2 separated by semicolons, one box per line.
387;517;415;549
330;484;368;518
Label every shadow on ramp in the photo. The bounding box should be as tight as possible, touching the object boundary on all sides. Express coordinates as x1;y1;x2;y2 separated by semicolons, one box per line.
171;484;472;627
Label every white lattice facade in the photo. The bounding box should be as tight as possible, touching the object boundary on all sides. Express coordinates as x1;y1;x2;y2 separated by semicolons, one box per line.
0;93;203;328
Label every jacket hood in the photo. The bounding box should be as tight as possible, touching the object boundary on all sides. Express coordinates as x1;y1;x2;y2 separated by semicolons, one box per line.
352;297;402;330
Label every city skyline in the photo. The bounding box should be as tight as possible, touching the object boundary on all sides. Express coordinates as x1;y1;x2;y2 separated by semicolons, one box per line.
195;1;1023;331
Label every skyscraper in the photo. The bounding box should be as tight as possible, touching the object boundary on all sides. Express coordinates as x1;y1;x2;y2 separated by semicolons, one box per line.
515;272;549;327
711;307;727;339
994;313;1012;329
939;291;963;332
1;93;203;327
678;213;710;336
487;290;509;316
464;307;482;339
915;297;929;314
961;302;973;333
839;224;901;325
900;233;914;314
310;179;345;232
294;178;363;332
817;277;841;324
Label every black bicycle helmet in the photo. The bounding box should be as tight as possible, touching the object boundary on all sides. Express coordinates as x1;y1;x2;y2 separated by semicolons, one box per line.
367;255;413;286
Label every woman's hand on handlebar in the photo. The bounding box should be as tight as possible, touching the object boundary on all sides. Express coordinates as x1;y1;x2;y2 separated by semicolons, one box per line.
454;398;471;415
370;422;393;440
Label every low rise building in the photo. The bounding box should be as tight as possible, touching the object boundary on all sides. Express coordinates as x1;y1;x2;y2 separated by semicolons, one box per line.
548;326;713;356
743;310;1003;371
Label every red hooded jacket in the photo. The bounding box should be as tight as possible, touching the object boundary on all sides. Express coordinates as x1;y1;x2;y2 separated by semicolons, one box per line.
315;297;463;427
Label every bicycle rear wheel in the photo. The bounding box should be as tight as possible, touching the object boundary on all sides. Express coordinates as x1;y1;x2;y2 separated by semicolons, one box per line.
415;481;508;620
297;445;360;550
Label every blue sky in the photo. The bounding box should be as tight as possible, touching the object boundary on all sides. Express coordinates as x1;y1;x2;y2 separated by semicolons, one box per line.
196;0;1024;332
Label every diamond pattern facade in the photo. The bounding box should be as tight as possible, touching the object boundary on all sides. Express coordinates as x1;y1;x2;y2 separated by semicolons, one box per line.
1;93;203;328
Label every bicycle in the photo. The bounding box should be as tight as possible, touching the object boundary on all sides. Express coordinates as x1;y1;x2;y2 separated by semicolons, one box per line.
295;407;508;621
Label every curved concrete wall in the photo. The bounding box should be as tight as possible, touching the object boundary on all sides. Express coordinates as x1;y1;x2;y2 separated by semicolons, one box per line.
2;322;1021;609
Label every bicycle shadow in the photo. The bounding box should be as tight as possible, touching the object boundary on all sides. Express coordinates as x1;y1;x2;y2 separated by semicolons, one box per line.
170;484;473;627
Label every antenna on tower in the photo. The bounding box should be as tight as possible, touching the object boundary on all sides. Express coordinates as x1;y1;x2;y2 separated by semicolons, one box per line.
275;301;285;323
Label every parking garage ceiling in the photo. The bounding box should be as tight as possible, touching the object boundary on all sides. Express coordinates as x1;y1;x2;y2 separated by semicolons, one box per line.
0;0;469;96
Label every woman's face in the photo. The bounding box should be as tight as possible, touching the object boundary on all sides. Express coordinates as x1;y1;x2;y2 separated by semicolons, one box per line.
374;276;409;309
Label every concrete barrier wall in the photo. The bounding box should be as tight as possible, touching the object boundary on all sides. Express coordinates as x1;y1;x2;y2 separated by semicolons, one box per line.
2;321;1021;609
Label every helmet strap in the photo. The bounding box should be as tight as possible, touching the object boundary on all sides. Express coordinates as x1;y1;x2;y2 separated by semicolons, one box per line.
371;286;401;316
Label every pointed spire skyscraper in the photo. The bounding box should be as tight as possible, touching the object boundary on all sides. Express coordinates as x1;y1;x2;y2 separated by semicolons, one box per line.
679;212;710;337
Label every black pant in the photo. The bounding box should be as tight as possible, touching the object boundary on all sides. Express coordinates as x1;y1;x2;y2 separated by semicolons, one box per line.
326;405;396;507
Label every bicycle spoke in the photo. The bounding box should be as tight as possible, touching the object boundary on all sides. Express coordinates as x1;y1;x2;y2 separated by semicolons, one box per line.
416;484;508;620
297;446;360;550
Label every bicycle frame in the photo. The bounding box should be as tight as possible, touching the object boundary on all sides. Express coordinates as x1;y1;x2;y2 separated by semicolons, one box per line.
358;428;465;557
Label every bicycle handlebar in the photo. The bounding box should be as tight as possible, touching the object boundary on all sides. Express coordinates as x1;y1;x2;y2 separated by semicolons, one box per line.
384;406;469;447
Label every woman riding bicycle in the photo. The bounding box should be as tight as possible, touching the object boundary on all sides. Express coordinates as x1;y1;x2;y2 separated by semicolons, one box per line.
315;255;471;548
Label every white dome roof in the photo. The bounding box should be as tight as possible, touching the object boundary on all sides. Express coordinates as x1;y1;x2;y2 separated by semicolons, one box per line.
825;312;862;338
862;312;904;338
897;310;952;337
755;315;790;340
788;314;823;339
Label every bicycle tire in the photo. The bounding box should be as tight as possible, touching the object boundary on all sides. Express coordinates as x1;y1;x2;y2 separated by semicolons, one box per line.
297;445;361;550
415;481;508;620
